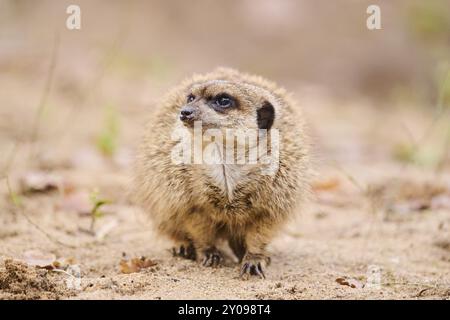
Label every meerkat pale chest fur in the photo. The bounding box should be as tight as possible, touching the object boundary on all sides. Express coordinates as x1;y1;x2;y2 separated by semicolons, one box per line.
134;68;310;278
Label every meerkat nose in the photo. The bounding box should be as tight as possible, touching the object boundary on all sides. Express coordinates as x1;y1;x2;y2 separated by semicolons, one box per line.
180;106;195;121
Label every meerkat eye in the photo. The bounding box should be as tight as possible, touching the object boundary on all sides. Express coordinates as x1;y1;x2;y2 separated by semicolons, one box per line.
214;94;234;108
187;94;196;103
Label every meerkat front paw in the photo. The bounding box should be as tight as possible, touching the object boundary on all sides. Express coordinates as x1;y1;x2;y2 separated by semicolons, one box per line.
201;247;223;268
172;243;197;260
240;253;271;279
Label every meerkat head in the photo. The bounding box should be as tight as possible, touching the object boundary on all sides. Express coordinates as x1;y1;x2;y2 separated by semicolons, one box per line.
178;79;276;132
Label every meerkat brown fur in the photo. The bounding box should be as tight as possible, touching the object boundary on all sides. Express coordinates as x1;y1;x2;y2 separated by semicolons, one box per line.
134;68;310;279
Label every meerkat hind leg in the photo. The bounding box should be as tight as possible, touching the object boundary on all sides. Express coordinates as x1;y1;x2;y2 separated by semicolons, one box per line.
201;246;223;268
240;253;271;279
172;242;197;260
240;228;272;279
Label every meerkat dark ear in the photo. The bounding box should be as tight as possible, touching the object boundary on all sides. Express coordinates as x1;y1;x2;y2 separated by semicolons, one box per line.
257;101;275;130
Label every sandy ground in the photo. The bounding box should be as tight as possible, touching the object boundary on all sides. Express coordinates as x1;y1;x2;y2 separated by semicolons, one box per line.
1;87;449;299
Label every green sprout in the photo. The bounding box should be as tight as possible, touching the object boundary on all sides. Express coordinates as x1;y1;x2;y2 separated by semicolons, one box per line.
6;176;23;208
96;103;120;157
89;189;110;231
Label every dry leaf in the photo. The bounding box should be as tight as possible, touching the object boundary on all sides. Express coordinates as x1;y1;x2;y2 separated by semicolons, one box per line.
119;257;157;274
22;250;56;269
22;250;76;271
312;177;340;192
19;171;62;193
315;192;359;208
434;240;450;251
368;179;449;214
52;257;77;270
336;277;363;289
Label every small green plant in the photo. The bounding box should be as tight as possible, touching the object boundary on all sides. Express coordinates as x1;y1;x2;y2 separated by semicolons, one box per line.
393;139;447;168
408;1;450;42
436;61;450;112
394;63;450;168
96;103;120;157
89;189;110;231
6;176;23;208
392;143;416;164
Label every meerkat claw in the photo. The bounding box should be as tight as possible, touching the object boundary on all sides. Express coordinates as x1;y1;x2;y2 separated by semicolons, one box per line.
172;243;196;260
240;262;250;279
201;248;223;267
240;253;270;279
240;261;265;279
254;262;266;279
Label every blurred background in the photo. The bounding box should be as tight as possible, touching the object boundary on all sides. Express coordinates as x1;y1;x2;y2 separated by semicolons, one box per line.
0;0;449;299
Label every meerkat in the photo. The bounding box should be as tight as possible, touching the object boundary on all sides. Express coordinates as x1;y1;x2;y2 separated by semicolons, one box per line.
133;68;310;279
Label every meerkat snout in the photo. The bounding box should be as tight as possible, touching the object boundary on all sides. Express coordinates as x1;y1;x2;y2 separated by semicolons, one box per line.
179;106;196;122
134;67;310;279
